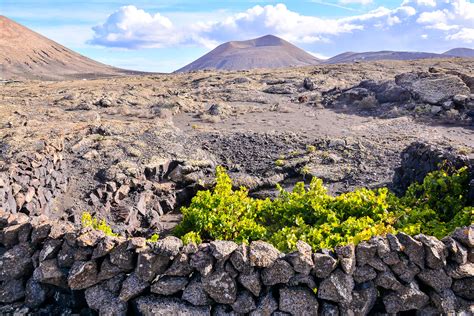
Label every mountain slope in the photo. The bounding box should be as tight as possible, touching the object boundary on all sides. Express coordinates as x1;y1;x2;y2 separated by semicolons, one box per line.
443;48;474;58
175;35;321;72
0;16;137;80
324;50;445;64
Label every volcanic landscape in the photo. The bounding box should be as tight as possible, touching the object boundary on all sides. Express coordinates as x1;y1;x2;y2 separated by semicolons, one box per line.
0;14;473;316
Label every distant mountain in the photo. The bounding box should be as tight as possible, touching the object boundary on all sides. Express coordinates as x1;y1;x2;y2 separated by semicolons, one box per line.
175;35;321;73
443;48;474;58
0;16;139;80
324;50;446;64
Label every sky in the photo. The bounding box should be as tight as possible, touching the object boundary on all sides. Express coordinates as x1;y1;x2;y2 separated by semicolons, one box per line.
1;0;473;72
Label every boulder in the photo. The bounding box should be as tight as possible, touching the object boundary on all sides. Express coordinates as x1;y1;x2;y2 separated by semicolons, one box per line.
443;236;468;264
452;225;474;248
39;239;62;261
151;276;189;295
318;269;354;303
153;236;183;257
133;296;210;316
430;289;457;314
230;244;251;272
250;291;278;316
182;276;212;306
312;253;337;278
25;278;47;308
135;252;170;282
375;81;411;103
335;244;355;274
0;244;32;280
279;286;319;315
190;246;215;277
231;290;256;314
396;232;425;268
0;278;25;303
92;236;116;259
238;269;261;297
165;253;194;277
202;271;237;304
261;259;295;286
288;274;317;289
382;282;429;313
33;259;67;288
353;265;377;284
342;282;377;315
119;272;149;302
416;234;447;269
68;260;99;290
452;277;474;300
210;240;238;260
84;284;127;315
355;241;377;267
375;270;404;291
391;256;421;283
417;269;453;292
285;240;314;275
109;242;134;270
395;72;470;105
303;78;315;91
249;241;281;268
319;302;339;316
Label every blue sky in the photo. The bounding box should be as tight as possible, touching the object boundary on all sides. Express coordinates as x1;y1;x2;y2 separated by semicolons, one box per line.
1;0;473;72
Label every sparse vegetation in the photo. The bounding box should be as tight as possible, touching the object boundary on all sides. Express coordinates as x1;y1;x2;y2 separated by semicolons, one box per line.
147;233;160;243
81;212;118;237
175;166;473;252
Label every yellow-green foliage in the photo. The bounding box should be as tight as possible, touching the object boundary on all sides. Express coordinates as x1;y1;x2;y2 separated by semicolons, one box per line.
175;166;473;252
81;212;118;237
147;233;160;243
275;159;286;167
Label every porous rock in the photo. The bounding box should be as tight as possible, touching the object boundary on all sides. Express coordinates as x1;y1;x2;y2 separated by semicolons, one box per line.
261;259;295;286
249;241;281;268
133;296;210;315
312;252;337;278
151;276;189;295
279;286;319;315
202;271;237;304
318;268;354;303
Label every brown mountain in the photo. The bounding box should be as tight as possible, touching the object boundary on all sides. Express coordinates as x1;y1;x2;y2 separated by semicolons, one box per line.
175;35;321;72
0;16;138;80
443;48;474;58
324;50;446;64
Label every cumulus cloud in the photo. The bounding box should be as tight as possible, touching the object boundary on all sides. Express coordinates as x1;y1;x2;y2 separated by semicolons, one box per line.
447;28;474;42
89;5;183;48
89;1;474;50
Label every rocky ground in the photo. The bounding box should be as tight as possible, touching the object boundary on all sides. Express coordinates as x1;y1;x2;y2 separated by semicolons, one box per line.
1;58;473;237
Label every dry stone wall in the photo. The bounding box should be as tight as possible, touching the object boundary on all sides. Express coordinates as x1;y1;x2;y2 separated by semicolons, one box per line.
0;211;472;315
0;141;68;217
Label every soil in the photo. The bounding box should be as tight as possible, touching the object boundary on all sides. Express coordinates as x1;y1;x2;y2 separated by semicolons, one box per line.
1;58;473;234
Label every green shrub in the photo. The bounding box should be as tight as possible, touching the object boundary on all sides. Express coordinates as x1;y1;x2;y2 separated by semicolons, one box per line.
174;166;473;252
81;212;118;237
392;167;473;239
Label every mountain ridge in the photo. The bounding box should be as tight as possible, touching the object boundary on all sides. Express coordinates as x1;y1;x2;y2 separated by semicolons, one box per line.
0;15;141;80
175;35;321;73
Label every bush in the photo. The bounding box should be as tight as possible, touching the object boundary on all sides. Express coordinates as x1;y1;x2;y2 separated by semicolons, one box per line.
174;166;473;252
81;212;118;237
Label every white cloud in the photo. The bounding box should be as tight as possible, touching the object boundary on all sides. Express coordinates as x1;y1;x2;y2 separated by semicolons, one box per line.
89;1;474;51
447;28;474;42
89;5;183;48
